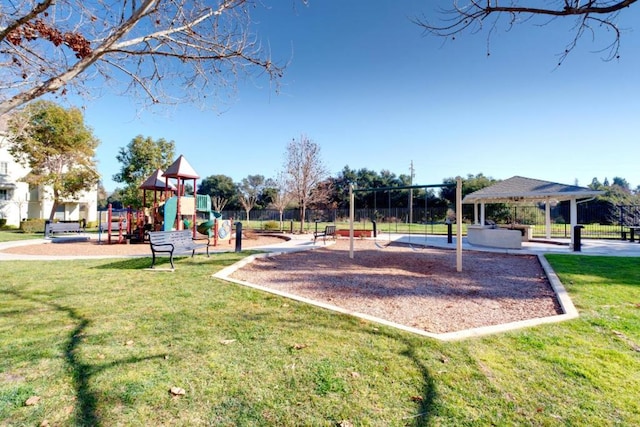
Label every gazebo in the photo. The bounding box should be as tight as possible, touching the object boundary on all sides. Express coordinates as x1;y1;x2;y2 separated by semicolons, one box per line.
463;176;604;245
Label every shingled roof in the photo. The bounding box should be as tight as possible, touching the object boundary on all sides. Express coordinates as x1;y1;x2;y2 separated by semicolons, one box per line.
462;176;603;204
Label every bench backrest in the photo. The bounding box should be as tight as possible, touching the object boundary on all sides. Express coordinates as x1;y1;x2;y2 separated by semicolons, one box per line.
46;222;81;233
148;230;193;247
325;225;336;234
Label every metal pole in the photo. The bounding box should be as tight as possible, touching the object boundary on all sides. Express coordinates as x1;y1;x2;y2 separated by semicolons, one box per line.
349;184;355;259
456;177;462;272
235;222;242;252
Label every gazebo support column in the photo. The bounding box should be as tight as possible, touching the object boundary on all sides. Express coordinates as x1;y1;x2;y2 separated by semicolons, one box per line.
570;198;578;246
473;203;479;224
545;198;552;239
480;202;485;226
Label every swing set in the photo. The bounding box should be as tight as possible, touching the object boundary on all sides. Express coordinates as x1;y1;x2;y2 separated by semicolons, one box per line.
348;178;463;272
370;189;432;251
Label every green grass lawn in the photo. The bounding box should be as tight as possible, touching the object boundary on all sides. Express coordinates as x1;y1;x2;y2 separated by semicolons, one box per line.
0;230;42;243
1;252;639;426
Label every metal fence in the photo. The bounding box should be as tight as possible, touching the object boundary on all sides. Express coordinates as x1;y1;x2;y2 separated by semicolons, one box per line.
221;203;640;240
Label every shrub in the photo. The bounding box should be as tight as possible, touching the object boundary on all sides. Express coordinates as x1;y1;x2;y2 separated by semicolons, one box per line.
0;218;6;229
21;219;47;233
263;220;279;231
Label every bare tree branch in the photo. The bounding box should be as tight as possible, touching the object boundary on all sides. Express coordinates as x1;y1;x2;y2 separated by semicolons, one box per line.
0;0;285;115
284;135;329;233
415;0;636;63
0;0;54;42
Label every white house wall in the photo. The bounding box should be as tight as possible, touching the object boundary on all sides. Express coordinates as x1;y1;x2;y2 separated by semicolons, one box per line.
0;135;98;227
0;144;31;227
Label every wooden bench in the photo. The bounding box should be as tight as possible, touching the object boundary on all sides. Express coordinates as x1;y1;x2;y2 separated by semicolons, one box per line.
45;222;83;237
313;225;337;244
148;230;209;269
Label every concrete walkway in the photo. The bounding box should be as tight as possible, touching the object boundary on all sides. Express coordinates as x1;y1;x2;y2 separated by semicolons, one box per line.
390;234;640;257
0;233;329;261
2;232;640;261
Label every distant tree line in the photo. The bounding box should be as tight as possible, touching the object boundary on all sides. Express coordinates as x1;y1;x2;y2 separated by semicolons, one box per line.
103;135;640;226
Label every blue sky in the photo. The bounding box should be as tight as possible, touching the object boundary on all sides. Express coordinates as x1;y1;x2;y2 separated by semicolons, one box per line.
79;1;640;193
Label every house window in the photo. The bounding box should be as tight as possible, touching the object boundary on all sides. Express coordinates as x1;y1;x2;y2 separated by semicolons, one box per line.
0;189;8;201
0;162;7;175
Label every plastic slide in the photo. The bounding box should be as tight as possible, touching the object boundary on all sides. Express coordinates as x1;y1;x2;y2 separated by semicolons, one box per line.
162;196;177;231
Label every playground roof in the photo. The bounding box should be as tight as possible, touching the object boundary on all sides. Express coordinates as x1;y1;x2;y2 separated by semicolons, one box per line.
139;169;177;191
164;155;200;179
462;176;603;204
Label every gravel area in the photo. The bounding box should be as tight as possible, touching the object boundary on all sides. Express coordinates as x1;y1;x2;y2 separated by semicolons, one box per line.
229;239;562;334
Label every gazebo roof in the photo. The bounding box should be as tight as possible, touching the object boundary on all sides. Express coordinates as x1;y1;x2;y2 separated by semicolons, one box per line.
164;155;200;179
462;176;603;204
139;169;177;191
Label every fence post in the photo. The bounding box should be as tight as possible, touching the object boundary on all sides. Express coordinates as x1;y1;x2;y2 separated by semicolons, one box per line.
573;225;584;252
235;222;242;252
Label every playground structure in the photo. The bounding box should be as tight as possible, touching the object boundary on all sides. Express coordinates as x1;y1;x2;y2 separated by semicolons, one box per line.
98;155;232;245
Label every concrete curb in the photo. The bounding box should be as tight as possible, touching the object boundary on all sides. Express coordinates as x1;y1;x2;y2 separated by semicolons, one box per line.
212;248;580;341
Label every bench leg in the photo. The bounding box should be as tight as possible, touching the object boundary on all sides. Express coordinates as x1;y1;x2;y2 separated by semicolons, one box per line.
169;252;175;269
151;252;157;269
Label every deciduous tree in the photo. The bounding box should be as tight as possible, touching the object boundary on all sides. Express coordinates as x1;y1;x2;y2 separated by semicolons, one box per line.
283;135;329;232
266;173;294;231
113;135;175;207
198;174;238;211
0;0;284;116
6;100;100;220
237;174;264;221
416;1;637;63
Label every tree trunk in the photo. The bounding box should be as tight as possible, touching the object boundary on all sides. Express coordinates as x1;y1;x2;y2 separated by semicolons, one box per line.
279;210;284;232
48;200;58;221
299;205;306;233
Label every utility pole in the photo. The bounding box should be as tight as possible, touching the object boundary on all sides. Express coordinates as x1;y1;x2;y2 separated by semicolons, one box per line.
408;161;415;224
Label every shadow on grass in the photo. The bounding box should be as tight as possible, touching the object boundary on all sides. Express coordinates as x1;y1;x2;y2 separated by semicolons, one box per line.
3;289;166;426
92;253;252;270
91;257;158;270
387;331;436;427
261;309;438;426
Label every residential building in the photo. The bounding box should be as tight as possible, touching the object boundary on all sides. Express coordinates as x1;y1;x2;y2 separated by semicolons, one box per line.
0;123;98;228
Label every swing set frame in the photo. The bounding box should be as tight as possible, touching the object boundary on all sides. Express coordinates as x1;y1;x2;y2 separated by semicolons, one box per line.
348;178;463;272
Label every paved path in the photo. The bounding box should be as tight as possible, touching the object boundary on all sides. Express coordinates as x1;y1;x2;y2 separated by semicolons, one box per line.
391;234;640;257
2;232;640;261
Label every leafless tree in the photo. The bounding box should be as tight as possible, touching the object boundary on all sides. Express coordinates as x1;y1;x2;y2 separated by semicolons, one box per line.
237;174;264;222
283;135;329;233
267;173;294;231
0;0;284;116
211;196;228;212
415;1;637;64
